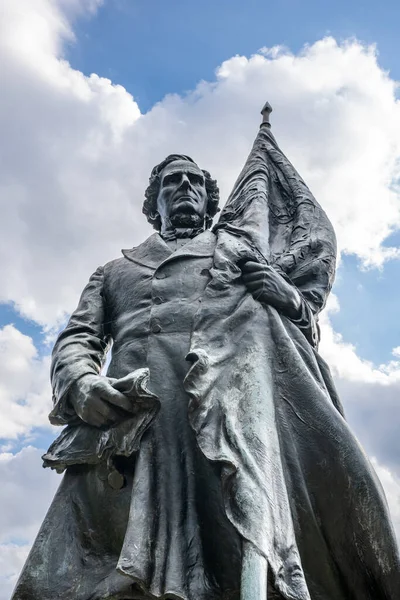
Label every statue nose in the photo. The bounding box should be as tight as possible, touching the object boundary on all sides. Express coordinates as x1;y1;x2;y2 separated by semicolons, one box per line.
179;175;191;189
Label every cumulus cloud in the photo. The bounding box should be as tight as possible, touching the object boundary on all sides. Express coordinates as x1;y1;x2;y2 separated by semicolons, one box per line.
0;325;52;438
0;446;59;599
319;299;400;477
319;295;400;384
315;301;400;543
1;0;400;329
0;544;30;600
0;0;141;328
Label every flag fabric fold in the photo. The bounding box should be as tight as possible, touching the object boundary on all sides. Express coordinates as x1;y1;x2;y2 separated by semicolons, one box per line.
184;121;400;599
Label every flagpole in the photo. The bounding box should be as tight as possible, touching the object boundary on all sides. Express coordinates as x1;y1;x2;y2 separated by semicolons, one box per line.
239;102;273;600
241;540;268;600
260;101;273;127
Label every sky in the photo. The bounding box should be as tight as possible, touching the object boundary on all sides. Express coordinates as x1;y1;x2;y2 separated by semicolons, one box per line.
1;0;400;596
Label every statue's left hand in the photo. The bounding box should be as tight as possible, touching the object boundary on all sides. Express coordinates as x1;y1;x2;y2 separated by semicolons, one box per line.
241;260;302;319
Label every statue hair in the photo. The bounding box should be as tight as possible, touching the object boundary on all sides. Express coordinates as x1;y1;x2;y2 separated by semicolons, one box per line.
143;154;220;231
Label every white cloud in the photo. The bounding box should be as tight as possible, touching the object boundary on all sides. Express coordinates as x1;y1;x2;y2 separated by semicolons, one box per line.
1;1;400;329
0;325;52;438
319;295;400;384
319;300;400;484
0;446;58;543
0;544;31;600
314;304;400;546
0;446;59;600
0;0;141;328
392;346;400;359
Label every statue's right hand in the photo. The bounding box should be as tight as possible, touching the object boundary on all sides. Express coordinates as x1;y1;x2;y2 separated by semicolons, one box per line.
69;374;135;427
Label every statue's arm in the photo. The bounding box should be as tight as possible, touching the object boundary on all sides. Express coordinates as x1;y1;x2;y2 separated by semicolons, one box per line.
49;266;111;425
285;252;335;341
281;279;319;347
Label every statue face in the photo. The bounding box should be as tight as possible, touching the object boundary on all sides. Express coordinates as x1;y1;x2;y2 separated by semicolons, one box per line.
157;160;208;230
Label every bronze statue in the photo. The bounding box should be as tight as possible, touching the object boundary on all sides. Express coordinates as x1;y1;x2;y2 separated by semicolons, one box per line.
12;105;400;600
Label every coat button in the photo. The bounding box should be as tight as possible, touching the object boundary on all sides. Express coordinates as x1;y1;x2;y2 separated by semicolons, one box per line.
155;271;166;279
153;296;164;305
151;322;162;333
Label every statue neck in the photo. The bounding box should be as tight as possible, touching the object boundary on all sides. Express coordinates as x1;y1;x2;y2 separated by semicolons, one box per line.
160;225;204;242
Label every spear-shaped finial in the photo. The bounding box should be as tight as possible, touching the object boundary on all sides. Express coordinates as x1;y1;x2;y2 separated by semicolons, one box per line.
260;101;272;127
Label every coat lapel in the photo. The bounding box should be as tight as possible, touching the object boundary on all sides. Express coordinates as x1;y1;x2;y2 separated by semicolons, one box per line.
122;233;172;269
122;230;216;270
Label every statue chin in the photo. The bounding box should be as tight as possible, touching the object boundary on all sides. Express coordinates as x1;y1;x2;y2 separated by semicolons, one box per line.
170;212;203;229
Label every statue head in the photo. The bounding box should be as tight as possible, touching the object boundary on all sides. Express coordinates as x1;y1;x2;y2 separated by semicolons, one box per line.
143;154;220;234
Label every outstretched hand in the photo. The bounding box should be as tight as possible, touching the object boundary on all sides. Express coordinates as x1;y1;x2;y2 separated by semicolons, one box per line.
69;374;135;427
241;260;302;319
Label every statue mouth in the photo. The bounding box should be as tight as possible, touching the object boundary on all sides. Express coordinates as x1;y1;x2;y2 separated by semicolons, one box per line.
174;194;196;202
172;195;198;213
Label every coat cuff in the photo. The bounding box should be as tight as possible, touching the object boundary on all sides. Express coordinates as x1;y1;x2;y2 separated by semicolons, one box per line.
49;369;97;426
287;294;319;348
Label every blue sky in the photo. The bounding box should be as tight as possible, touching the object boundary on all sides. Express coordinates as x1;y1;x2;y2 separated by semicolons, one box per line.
1;0;400;595
67;0;400;111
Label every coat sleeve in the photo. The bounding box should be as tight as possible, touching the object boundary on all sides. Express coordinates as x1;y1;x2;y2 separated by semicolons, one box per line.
271;267;319;348
49;266;111;425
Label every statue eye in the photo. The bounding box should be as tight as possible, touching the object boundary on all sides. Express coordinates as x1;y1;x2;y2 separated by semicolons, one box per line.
163;173;181;186
189;174;204;185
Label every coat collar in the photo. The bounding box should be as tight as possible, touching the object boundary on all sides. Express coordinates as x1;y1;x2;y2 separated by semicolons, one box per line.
122;229;216;270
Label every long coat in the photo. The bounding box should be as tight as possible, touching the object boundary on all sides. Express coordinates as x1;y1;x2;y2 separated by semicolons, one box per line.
12;230;243;600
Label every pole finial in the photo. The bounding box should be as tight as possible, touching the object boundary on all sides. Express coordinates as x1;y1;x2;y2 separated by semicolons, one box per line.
260;101;273;127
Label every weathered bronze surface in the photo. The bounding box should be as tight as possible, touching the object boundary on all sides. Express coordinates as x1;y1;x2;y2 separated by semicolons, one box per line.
12;106;400;600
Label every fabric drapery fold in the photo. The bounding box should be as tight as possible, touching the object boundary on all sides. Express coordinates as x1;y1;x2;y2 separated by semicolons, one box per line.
183;115;400;599
215;121;336;339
